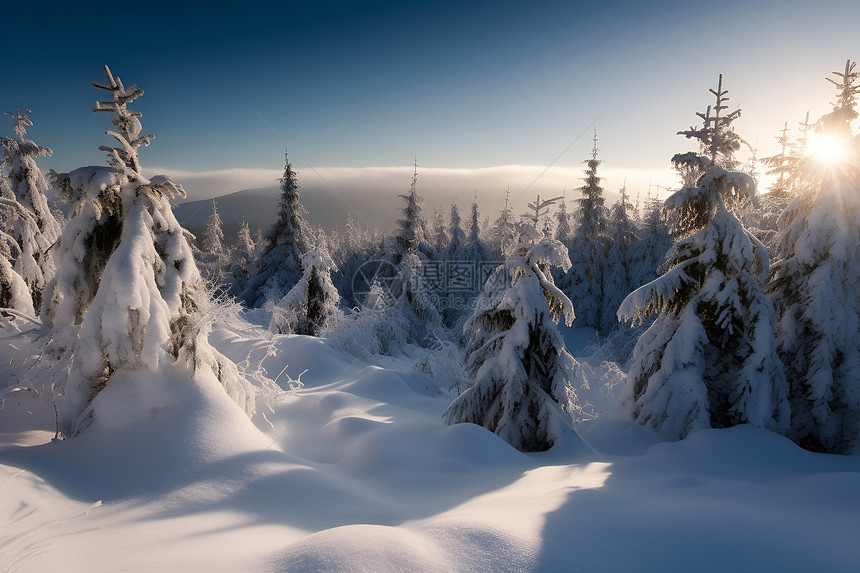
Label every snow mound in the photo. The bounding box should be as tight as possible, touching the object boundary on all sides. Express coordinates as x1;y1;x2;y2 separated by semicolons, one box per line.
2;325;860;572
265;525;446;573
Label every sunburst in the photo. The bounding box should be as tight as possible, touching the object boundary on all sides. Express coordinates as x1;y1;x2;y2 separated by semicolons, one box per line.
807;134;848;164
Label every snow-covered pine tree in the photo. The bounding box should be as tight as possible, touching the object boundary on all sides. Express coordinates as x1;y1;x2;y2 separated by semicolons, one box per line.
389;157;435;263
554;190;572;244
464;192;492;263
228;219;259;298
489;187;518;259
438;200;468;326
332;211;377;306
817;59;860;137
198;199;230;287
44;66;253;436
202;199;225;254
269;242;341;336
0;236;35;318
447;200;465;249
442;194;493;331
0;109;62;312
619;75;789;441
564;130;609;330
374;159;442;348
444;194;585;452
601;183;637;333
241;151;307;307
0;169;36;316
791;112;813;170
628;190;672;298
768;60;860;453
431;204;447;252
761;122;798;205
549;191;572;294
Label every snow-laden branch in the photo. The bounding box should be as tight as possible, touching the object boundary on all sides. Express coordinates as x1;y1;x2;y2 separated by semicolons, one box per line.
0;307;41;324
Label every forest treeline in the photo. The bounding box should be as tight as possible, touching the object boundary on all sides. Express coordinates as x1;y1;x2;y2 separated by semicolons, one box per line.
2;61;858;454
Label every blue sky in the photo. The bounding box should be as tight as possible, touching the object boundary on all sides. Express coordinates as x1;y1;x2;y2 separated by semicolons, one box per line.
4;0;860;217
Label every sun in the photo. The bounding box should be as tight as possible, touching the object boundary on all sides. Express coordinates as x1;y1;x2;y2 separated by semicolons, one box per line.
806;134;849;165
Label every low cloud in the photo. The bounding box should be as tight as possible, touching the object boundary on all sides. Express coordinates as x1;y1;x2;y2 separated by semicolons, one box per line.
147;164;679;232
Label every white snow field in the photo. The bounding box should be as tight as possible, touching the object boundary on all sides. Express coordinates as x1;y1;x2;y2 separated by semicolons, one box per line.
1;322;859;573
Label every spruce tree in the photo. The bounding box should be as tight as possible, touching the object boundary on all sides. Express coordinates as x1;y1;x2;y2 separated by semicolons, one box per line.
0;237;35;317
0;109;62;312
554;191;572;244
431;204;447;251
241;151;307;307
490;187;517;259
817;59;860;137
390;158;434;263
199;199;229;286
380;159;442;347
564;130;609;329
619;75;789;440
228;220;258;298
630;190;672;292
761;122;797;205
270;244;341;336
463;193;492;265
768;60;860;453
447;200;465;249
44;66;252;436
440;194;493;330
601;183;638;333
444;195;584;452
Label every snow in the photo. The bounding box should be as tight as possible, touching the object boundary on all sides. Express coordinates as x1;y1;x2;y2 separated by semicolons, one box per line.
2;319;859;572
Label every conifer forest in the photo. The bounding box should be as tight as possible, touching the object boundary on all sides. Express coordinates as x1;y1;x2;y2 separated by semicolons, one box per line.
1;57;859;572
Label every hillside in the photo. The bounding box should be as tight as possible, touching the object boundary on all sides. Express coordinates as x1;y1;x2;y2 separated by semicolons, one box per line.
174;186;280;243
2;320;858;572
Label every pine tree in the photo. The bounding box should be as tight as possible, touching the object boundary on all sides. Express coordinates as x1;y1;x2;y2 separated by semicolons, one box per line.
440;194;493;330
448;200;465;248
554;191;572;244
817;59;860;137
601;183;638;333
0;239;35;318
490;187;517;259
390;157;434;263
378;159;442;348
202;199;225;254
444;195;585;452
241;151;307;307
619;75;789;441
768;60;860;453
44;66;252;436
431;204;447;251
333;211;377;306
792;112;813;161
228;220;258;298
630;190;672;292
761;122;797;205
564;130;609;329
199;199;229;286
270;244;341;336
0;109;62;312
464;193;492;265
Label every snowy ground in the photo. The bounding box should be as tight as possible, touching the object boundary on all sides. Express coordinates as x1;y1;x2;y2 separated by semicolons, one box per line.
1;321;859;572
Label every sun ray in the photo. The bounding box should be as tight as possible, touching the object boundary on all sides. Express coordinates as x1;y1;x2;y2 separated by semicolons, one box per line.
806;134;849;165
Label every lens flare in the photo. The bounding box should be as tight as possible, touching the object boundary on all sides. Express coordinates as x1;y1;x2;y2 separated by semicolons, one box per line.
806;134;849;165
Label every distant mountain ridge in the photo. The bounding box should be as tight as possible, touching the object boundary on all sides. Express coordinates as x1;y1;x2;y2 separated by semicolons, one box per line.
174;182;398;245
175;186;280;230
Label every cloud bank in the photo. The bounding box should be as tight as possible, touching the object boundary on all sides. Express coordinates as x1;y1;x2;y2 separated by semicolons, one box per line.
146;164;679;231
